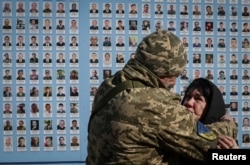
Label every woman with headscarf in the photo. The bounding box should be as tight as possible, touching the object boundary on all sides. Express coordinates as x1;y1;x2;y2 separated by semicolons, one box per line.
180;78;238;164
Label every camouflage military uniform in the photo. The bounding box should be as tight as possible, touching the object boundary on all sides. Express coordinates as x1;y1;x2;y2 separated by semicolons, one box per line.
87;30;237;165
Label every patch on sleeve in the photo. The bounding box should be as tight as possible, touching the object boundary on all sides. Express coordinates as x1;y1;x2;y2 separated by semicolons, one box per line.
197;121;216;141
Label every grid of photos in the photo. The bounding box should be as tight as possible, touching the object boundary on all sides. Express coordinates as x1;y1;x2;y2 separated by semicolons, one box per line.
2;1;80;152
1;0;250;162
88;0;250;148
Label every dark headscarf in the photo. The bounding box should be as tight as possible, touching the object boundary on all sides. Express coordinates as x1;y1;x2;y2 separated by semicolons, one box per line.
181;78;226;124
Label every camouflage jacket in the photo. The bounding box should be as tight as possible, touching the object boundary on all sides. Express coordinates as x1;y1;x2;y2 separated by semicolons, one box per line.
87;60;237;165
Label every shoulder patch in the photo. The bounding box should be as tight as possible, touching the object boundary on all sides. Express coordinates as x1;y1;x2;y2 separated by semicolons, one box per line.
197;121;217;141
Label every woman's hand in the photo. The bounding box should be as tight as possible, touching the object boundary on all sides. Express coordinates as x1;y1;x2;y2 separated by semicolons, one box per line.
217;135;238;149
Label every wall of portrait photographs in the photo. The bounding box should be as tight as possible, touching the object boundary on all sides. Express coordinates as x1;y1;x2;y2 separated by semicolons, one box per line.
0;0;250;164
87;0;250;150
0;0;87;164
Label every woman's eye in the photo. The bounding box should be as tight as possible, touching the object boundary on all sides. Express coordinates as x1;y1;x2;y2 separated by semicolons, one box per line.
194;97;203;101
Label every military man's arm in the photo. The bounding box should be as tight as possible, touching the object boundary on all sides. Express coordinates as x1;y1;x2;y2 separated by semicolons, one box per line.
206;119;238;140
158;106;237;160
157;103;218;161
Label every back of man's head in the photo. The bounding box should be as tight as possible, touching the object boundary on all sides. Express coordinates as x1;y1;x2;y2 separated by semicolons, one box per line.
134;30;187;77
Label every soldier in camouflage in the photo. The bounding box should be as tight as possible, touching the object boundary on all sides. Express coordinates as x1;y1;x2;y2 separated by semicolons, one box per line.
87;30;237;164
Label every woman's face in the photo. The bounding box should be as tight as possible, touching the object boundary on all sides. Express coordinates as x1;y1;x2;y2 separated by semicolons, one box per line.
182;89;207;120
